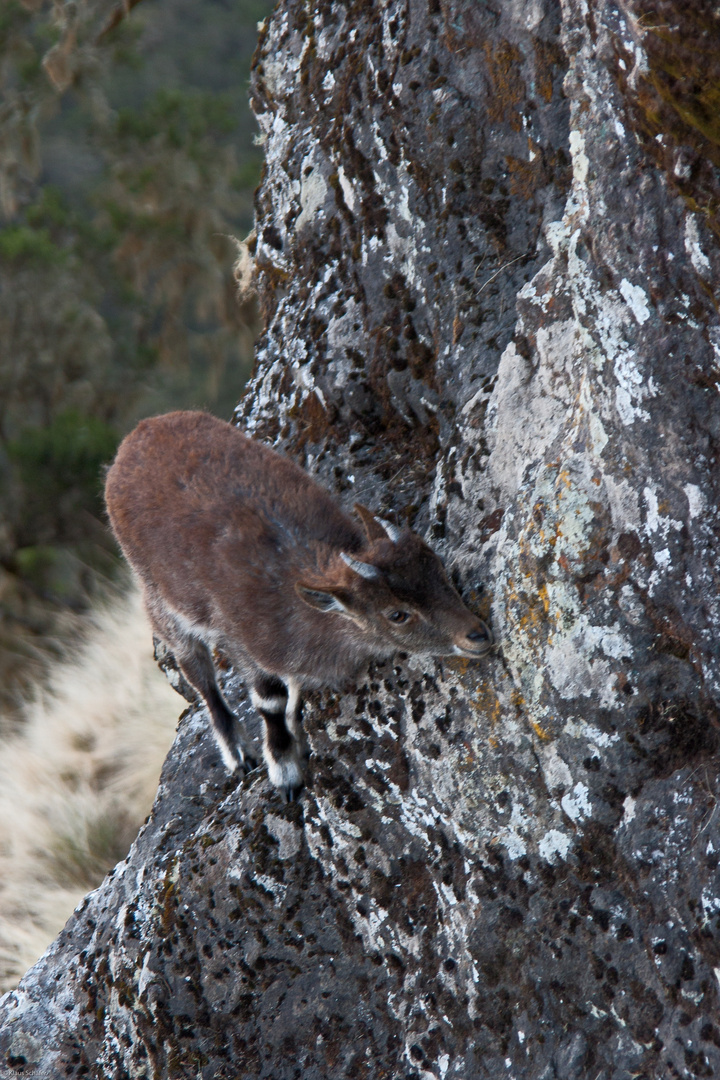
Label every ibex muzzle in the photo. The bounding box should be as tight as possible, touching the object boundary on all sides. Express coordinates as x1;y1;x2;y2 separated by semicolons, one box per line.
105;411;492;799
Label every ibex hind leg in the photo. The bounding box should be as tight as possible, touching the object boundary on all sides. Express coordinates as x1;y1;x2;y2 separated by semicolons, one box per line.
146;595;257;775
178;640;259;776
251;673;305;801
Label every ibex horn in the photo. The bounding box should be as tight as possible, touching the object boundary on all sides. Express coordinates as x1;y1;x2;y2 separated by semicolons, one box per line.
340;552;380;580
375;516;402;543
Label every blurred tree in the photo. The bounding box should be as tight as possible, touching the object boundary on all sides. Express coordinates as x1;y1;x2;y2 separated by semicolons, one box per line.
0;0;270;720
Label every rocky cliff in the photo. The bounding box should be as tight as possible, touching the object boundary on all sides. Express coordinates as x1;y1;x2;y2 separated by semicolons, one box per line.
3;1;720;1077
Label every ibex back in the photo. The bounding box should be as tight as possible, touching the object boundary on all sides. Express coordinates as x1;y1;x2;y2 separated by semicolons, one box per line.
105;411;492;799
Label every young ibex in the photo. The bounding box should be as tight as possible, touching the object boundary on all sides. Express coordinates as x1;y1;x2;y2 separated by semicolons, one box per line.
105;411;492;799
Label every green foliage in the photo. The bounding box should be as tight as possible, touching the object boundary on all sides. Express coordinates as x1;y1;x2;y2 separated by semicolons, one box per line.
108;19;145;71
8;410;118;508
0;2;31;47
233;153;264;190
25;186;72;228
116;88;237;147
0;224;65;264
13;546;87;604
15;188;116;258
7;412;118;552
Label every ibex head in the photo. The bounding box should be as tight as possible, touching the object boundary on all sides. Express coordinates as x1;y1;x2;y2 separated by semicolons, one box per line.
295;503;492;659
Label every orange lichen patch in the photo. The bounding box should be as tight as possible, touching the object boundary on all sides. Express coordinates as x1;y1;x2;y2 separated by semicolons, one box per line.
458;741;477;769
472;681;503;728
506;152;546;200
556;467;573;491
533;38;566;103
444;656;470;676
510;689;525;711
511;588;547;639
531;720;551;741
483;40;526;132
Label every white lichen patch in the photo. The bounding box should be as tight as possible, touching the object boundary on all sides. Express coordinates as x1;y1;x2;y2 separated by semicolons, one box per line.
546;632;617;706
683;483;705;520
614;351;651;426
618;279;650;325
562;717;620;749
295;162;329;232
337;165;355;211
486;320;580;498
264;814;302;860
326;298;363;388
642;485;683;540
620;795;636;825
561;782;592;822
568;129;589;202
495;802;532;860
684;215;711;277
538;829;572;862
540;744;573;792
604;474;642;533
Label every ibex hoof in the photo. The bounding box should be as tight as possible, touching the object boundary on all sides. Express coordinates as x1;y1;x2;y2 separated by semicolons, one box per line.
267;752;304;801
282;782;303;804
240;753;259;775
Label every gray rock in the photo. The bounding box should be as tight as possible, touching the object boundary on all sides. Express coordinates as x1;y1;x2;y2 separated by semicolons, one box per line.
3;1;720;1077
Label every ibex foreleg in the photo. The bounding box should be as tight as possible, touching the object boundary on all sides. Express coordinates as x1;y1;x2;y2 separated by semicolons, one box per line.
251;673;306;801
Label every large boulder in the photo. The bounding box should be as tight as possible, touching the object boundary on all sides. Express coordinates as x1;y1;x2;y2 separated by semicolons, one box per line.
3;1;720;1077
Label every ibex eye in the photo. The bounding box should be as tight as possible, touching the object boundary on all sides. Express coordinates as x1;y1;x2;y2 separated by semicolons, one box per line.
388;610;410;624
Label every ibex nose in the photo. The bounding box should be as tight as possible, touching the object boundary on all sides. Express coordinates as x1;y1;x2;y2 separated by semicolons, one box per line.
458;621;493;656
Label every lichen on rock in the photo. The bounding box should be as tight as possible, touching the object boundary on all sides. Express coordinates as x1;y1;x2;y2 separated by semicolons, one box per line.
3;2;720;1078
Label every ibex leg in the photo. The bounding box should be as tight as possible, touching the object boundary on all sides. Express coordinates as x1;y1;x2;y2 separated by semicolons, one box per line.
251;672;305;801
145;591;256;775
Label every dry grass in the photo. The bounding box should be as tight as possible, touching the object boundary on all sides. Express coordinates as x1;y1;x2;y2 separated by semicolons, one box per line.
0;583;181;992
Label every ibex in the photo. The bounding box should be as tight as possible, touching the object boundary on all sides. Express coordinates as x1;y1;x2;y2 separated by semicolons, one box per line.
105;411;492;800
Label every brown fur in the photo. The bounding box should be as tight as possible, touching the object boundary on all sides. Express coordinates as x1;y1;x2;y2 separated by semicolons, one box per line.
105;411;492;797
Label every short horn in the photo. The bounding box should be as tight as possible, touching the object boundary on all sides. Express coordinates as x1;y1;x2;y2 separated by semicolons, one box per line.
340;552;380;580
375;516;402;543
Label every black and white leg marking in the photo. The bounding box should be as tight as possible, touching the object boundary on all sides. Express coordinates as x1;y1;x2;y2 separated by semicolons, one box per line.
251;673;305;800
285;677;310;762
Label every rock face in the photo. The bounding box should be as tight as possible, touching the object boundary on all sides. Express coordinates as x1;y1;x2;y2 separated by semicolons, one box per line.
3;1;720;1077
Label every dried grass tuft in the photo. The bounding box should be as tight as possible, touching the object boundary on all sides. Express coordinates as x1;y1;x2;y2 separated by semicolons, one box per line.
0;583;180;992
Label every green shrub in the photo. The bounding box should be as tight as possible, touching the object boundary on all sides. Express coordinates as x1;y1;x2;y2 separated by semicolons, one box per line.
7;410;119;538
0;225;65;264
116;87;236;148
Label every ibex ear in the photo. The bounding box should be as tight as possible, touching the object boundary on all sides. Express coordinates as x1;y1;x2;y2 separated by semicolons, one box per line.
354;503;387;542
295;582;353;615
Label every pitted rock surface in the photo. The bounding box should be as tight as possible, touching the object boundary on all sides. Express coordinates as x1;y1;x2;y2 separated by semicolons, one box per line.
3;2;720;1078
